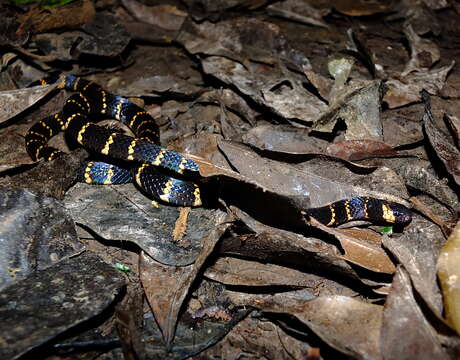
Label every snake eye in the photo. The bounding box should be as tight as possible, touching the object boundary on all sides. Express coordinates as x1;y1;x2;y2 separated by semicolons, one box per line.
389;203;412;224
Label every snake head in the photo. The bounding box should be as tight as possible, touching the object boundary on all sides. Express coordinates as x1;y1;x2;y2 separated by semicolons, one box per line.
388;202;412;224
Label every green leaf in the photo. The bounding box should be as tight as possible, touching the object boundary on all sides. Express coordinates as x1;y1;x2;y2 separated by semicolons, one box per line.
115;263;131;273
378;226;393;235
10;0;75;9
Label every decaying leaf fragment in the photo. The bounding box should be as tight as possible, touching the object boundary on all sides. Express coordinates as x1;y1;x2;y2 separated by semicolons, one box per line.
423;92;460;186
402;24;440;76
267;0;330;28
314;79;384;141
121;0;187;31
0;186;84;290
33;14;130;60
178;17;310;67
327;57;355;105
202;56;326;123
445;114;460;148
0;82;58;123
384;61;454;108
177;18;327;124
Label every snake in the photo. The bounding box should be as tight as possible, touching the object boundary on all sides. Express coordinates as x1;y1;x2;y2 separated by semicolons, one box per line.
24;75;412;226
25;74;201;206
306;197;411;226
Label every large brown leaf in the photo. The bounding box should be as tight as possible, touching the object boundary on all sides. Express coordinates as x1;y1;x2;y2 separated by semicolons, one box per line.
139;209;229;344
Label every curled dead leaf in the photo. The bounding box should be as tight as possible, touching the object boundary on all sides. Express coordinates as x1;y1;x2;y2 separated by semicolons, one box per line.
437;220;460;335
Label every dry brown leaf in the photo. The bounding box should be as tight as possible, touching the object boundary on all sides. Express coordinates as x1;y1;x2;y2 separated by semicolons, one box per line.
384;61;454;108
381;267;449;359
313;81;384;141
226;290;383;359
199;315;314;359
115;283;145;359
218;140;409;207
402;24;440;76
410;196;453;237
308;218;396;274
327;140;398;161
221;206;366;287
18;0;95;33
267;0;330;28
303;68;333;101
423;93;460;186
139;251;191;343
139;210;229;345
178;17;310;67
202;57;325;124
204;257;320;287
445;114;460;148
383;216;444;316
0;83;58;124
242;124;329;154
333;0;392;16
121;0;186;31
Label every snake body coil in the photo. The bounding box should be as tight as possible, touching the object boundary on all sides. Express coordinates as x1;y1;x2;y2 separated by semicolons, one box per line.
25;75;201;206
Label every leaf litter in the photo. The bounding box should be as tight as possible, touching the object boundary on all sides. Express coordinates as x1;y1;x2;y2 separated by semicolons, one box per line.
0;0;460;359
